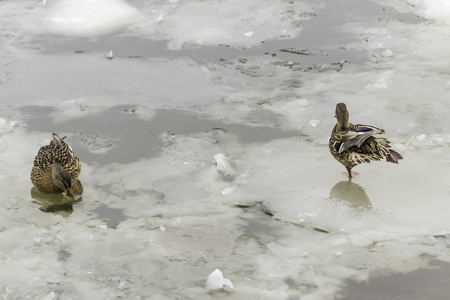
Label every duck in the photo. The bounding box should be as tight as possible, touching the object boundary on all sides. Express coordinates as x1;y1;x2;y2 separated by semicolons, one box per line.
31;133;81;200
329;103;403;177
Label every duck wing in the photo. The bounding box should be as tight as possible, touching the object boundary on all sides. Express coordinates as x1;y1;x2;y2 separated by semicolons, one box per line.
338;125;385;153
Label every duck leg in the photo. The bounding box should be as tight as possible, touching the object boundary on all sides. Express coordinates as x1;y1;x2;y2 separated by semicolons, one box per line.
346;167;353;178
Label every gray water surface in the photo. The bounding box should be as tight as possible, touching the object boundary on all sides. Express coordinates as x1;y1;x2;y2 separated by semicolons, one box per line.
1;0;448;299
21;105;299;164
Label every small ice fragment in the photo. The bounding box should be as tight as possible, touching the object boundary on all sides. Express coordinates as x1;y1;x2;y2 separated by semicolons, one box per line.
106;51;114;60
183;162;189;166
206;269;234;290
118;280;129;289
298;212;317;222
309;119;320;127
417;134;426;141
33;236;43;246
382;49;393;57
156;14;164;22
244;31;253;37
214;154;236;177
221;186;237;195
159;226;166;231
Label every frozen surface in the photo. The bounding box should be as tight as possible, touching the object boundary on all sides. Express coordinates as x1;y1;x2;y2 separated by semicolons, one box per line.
127;0;315;50
1;0;450;299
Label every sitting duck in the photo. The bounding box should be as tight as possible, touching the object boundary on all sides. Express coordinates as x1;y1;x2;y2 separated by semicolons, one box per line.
31;133;81;200
329;103;403;177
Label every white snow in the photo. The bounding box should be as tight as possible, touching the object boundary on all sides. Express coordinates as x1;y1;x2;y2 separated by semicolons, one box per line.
385;0;450;24
44;0;143;37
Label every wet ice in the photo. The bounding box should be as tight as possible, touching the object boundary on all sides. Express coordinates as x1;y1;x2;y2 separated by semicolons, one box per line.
1;0;450;299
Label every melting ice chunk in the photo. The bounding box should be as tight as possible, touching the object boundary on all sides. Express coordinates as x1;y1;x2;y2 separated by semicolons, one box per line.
206;269;234;290
214;153;236;177
106;50;114;60
221;186;238;195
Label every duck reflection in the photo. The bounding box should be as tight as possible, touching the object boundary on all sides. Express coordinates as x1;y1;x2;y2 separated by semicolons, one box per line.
329;180;372;209
30;180;83;217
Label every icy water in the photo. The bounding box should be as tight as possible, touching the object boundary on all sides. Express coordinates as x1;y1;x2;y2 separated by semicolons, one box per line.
1;0;450;299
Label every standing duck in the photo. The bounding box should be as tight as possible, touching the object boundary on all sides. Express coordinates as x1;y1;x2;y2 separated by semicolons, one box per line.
329;103;402;177
31;133;81;200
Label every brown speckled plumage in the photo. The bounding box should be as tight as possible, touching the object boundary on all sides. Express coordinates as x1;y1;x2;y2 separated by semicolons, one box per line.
329;103;402;177
31;134;81;199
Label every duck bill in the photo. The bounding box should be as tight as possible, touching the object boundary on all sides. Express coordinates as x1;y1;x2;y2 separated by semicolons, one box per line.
65;189;76;201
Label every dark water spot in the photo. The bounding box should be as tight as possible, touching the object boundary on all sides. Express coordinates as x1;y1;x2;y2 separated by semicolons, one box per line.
58;248;71;262
20;105;297;165
92;204;127;228
32;0;422;69
336;260;450;300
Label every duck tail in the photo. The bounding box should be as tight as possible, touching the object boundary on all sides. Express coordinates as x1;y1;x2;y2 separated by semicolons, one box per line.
386;149;403;164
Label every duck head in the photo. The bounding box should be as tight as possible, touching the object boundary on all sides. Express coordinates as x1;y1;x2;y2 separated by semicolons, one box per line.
51;163;75;201
50;133;67;146
335;102;350;130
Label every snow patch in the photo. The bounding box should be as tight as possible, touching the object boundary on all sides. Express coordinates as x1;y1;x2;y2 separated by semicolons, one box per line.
44;0;143;37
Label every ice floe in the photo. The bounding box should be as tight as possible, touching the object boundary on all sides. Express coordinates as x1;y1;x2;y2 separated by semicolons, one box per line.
129;0;315;49
0;0;450;299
